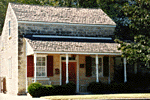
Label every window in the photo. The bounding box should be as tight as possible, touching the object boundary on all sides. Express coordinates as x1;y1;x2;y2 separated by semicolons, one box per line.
61;57;76;60
36;56;46;77
91;57;103;77
9;21;11;36
8;57;12;78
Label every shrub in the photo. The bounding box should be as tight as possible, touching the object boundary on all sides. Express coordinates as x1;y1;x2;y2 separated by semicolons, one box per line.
64;82;76;95
87;81;135;94
87;82;106;94
52;85;63;95
28;82;76;97
28;82;43;97
41;85;54;96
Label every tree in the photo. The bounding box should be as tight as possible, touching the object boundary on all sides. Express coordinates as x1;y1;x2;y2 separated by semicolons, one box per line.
122;0;150;37
115;35;150;66
115;0;150;67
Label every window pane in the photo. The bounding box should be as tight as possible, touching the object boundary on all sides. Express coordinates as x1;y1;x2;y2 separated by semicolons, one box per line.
42;62;45;66
61;57;66;60
92;66;96;76
99;66;102;72
42;57;45;61
42;67;45;71
36;62;41;66
37;57;41;61
42;72;45;76
36;72;41;76
99;58;102;66
36;67;38;72
69;57;75;60
92;58;96;66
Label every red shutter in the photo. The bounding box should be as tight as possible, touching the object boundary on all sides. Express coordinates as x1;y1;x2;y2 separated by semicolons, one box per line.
103;56;109;77
47;56;53;76
86;56;92;77
27;56;34;77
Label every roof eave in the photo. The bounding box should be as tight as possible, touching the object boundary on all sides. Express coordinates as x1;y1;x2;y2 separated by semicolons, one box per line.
18;20;116;27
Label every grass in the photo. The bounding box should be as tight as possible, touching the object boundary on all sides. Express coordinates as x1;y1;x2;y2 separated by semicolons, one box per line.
40;93;150;100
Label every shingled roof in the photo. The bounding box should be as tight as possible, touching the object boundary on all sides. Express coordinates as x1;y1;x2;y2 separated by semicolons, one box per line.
25;38;121;53
10;3;116;25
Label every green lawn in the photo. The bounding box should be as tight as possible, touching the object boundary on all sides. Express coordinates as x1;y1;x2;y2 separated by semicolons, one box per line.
41;93;150;99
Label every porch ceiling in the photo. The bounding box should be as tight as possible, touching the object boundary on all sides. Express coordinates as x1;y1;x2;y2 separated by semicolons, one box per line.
25;38;121;53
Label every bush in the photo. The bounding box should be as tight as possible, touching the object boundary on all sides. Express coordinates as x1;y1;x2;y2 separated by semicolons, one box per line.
40;85;54;96
28;82;43;97
64;82;76;95
28;82;76;97
87;82;106;94
87;81;135;94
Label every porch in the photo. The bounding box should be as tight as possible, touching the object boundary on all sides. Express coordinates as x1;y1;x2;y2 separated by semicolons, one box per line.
24;36;127;93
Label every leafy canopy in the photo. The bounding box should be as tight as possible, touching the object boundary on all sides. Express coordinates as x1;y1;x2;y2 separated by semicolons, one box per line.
116;0;150;66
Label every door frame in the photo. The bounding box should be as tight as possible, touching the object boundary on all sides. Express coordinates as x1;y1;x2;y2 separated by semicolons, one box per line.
60;55;79;92
61;62;77;85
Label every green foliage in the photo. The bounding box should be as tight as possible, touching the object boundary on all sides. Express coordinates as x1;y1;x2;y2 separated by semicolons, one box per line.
27;82;43;97
28;82;76;97
122;0;150;36
115;35;150;66
87;81;150;94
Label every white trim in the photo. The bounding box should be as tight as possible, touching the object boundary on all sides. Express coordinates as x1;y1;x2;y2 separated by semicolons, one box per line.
62;60;76;62
91;56;103;78
18;21;116;27
26;40;28;93
76;55;79;92
26;40;34;55
124;57;127;83
34;53;37;82
35;51;122;55
96;54;99;82
32;77;50;81
66;54;69;83
36;56;47;77
36;54;48;57
32;35;112;40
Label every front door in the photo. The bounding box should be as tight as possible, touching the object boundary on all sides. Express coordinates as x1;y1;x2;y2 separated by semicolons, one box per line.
62;62;76;85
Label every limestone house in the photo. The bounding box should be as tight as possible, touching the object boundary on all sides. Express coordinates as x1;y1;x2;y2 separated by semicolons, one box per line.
0;3;127;95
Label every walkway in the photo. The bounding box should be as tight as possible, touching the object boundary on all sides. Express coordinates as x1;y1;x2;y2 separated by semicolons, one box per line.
0;93;46;100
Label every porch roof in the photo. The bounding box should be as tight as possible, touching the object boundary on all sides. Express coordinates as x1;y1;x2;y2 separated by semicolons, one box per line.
25;37;121;54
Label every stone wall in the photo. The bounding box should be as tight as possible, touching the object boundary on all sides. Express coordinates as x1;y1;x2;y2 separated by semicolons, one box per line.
27;54;115;92
0;4;18;95
18;23;115;37
17;21;115;94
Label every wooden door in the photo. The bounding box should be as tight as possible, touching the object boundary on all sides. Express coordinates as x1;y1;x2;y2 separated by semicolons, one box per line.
62;62;76;85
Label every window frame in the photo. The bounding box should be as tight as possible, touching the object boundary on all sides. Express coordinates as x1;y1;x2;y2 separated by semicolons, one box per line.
91;56;103;77
9;20;11;37
36;55;47;77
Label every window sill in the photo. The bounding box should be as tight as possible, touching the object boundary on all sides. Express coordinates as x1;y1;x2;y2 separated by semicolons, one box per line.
32;77;50;81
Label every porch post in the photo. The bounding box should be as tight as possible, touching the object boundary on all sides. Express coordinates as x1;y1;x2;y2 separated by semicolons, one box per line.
66;54;69;83
60;55;62;85
96;54;99;82
124;57;127;83
34;53;37;82
26;41;28;92
76;55;79;92
108;56;110;84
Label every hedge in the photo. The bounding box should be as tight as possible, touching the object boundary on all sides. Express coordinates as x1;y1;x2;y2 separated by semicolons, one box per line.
28;82;76;97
